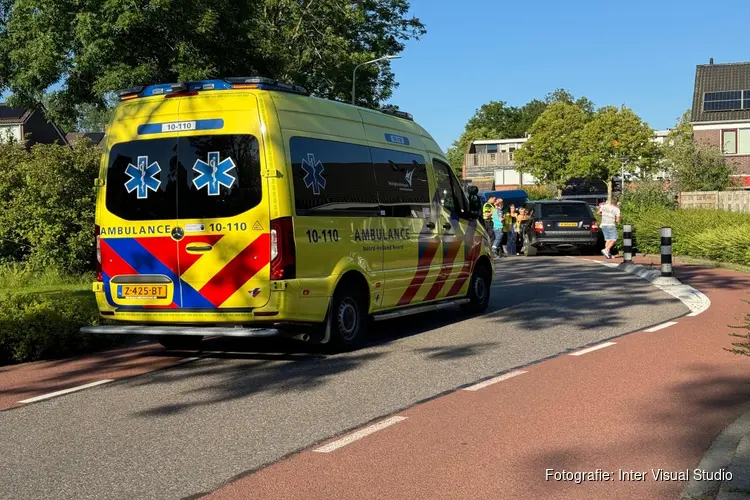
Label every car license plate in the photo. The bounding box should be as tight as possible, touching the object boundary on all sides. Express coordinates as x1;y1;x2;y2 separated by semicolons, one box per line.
117;285;168;299
559;222;578;227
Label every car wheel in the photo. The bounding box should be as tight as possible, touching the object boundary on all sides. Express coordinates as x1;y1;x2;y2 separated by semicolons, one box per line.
158;335;203;351
523;234;537;256
460;262;491;314
328;279;370;351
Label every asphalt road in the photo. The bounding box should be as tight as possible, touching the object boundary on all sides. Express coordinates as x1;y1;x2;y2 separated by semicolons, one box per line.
0;256;688;500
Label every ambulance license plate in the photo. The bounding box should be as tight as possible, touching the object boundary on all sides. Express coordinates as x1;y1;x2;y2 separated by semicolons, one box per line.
558;222;578;227
117;285;168;299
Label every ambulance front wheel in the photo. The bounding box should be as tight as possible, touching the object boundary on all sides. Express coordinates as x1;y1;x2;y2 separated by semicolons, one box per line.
328;277;370;351
158;335;204;351
461;262;491;314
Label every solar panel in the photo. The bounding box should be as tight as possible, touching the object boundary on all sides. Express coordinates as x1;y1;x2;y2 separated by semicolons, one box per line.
704;91;744;112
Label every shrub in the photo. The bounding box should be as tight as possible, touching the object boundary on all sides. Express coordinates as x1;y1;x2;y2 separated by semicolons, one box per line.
0;140;101;274
621;180;676;217
525;184;556;200
0;291;118;365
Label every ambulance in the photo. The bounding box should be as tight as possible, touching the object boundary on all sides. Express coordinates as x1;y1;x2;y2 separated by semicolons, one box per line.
84;77;494;350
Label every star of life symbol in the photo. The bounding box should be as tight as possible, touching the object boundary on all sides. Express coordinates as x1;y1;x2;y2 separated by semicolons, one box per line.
125;156;161;199
301;153;326;195
192;152;237;196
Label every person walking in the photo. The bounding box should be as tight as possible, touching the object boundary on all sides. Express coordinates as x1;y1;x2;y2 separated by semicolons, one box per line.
505;204;518;256
598;196;621;259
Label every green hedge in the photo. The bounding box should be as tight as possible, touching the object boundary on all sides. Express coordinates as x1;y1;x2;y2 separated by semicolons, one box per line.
628;207;750;266
0;291;119;365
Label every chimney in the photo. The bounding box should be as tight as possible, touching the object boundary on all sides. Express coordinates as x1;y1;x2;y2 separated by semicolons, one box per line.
710;57;714;64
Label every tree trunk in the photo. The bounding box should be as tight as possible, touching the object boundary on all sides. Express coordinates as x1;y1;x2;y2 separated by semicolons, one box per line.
606;179;613;202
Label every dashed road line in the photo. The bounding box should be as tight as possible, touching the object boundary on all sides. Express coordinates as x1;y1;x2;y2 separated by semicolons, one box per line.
18;379;114;404
463;370;527;392
644;321;678;332
570;342;617;356
313;416;408;453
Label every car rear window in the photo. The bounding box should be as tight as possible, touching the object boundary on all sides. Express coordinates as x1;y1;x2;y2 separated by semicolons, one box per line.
105;135;261;221
540;203;592;218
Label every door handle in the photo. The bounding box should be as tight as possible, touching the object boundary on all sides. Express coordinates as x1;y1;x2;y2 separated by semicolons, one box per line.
442;223;452;230
186;244;213;252
426;222;436;230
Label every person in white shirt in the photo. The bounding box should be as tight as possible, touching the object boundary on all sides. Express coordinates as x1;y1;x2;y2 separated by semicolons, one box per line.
598;198;621;259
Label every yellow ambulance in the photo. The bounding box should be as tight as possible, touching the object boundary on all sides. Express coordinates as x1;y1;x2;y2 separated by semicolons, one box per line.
85;77;494;350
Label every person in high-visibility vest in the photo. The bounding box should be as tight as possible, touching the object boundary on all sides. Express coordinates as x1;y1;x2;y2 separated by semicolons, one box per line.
483;195;496;242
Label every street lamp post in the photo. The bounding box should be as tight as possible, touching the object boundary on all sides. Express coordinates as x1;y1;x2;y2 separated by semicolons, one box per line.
619;156;628;201
352;55;401;105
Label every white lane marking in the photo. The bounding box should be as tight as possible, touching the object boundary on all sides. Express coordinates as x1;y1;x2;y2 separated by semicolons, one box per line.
137;340;149;344
18;379;114;404
644;321;678;332
570;342;617;356
313;416;407;453
463;370;527;392
174;356;201;365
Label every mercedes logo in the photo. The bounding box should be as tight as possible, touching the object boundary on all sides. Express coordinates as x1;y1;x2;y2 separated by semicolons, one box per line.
171;226;184;241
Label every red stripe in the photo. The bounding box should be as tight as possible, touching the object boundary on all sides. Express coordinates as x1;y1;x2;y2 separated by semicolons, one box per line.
397;238;440;306
144;303;179;309
101;239;138;277
447;229;480;297
199;234;270;307
423;239;463;301
135;237;179;275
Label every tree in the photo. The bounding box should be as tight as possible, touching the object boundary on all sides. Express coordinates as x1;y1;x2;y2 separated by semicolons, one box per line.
446;88;593;175
0;0;425;131
662;110;734;191
571;106;661;201
513;102;589;198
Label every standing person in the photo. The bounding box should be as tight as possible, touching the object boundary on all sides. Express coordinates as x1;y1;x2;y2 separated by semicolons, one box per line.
516;207;529;253
598;196;621;259
491;198;504;257
483;195;496;245
505;204;518;256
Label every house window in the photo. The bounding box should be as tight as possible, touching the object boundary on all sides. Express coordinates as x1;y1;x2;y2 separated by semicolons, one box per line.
740;129;750;155
486;144;498;153
723;130;737;154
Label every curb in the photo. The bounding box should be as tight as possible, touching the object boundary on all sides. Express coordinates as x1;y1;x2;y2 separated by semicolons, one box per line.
615;262;711;316
681;408;750;500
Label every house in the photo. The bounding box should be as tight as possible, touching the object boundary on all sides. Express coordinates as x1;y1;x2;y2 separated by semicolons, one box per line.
462;137;535;191
0;104;67;147
690;59;750;187
66;132;106;149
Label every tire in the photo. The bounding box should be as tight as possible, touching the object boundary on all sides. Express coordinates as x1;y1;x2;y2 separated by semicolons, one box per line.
328;279;370;351
460;262;492;314
523;234;538;256
158;335;203;350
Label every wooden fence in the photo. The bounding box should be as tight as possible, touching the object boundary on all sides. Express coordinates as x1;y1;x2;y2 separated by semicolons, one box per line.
679;191;750;212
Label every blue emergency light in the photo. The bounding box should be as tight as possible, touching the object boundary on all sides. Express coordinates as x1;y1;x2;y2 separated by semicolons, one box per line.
116;77;309;101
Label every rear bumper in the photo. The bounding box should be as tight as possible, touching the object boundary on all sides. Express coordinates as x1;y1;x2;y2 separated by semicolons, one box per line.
80;325;280;338
531;233;598;247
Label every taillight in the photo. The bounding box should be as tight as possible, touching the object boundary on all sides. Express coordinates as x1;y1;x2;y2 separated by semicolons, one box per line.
591;220;599;232
270;217;296;280
95;224;102;282
534;220;544;233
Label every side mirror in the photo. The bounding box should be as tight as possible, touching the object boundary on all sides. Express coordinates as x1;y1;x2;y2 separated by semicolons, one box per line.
467;186;481;219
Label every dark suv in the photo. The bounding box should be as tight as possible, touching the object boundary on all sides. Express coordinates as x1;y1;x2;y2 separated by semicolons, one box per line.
519;200;599;256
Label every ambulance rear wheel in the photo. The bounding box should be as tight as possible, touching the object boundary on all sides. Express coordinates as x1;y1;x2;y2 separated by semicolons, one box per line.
461;262;491;314
157;335;203;351
329;279;370;351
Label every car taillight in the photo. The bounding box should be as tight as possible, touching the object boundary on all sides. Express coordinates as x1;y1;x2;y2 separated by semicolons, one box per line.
270;217;296;280
591;220;599;232
534;220;544;233
95;224;102;282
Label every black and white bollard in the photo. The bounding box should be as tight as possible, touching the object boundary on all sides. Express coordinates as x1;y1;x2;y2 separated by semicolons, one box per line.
623;224;633;264
660;227;672;277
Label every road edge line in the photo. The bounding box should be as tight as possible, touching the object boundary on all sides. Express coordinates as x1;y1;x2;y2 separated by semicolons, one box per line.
18;379;115;404
463;370;527;391
644;321;678;333
569;342;617;356
312;416;408;453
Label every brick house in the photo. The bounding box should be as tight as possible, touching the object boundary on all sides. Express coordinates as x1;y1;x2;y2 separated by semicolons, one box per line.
691;59;750;187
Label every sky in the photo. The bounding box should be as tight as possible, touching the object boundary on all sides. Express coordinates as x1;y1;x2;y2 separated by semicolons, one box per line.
385;0;750;152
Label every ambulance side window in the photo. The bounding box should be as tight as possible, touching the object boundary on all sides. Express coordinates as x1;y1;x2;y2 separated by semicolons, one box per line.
433;159;467;216
370;147;430;218
290;137;379;217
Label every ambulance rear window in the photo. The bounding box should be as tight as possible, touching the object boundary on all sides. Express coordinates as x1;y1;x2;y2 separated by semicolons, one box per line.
105;135;261;221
